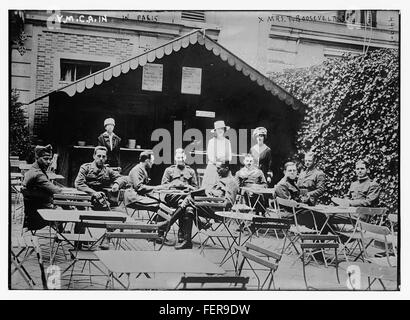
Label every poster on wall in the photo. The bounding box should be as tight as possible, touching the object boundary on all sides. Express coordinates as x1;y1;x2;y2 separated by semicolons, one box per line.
181;67;202;95
142;63;163;92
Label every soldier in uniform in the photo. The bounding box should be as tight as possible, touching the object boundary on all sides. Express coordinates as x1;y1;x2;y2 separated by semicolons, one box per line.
275;162;330;234
161;148;198;205
274;162;301;204
158;162;239;250
75;146;128;209
74;146;128;248
160;148;198;243
22;144;62;231
332;160;381;207
124;150;174;245
297;152;326;205
235;153;267;214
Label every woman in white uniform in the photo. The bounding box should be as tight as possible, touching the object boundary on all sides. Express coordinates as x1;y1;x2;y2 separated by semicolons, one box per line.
201;120;232;189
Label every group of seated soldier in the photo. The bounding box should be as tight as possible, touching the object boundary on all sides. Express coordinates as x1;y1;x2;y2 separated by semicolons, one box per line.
274;154;381;234
20;144;381;251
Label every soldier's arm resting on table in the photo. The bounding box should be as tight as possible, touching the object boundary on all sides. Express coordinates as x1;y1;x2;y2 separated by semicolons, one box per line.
348;183;381;207
129;166;156;193
37;173;62;194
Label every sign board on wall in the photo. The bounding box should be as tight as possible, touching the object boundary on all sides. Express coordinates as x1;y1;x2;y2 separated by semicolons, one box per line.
181;67;202;95
196;110;215;118
142;63;163;92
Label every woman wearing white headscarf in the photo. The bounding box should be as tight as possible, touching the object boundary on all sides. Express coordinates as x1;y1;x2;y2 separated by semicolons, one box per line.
201;120;232;189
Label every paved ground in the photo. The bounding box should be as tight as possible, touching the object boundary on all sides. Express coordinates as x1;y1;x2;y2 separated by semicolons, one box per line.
10;205;398;291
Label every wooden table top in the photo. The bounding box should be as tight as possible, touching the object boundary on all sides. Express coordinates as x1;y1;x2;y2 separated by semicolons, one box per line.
241;186;276;194
215;211;259;221
10;172;23;179
299;204;357;215
152;189;190;195
38;209;128;223
59;187;88;195
95;250;226;274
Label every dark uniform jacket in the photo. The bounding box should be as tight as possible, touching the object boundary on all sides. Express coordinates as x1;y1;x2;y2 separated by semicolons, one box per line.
297;167;326;205
123;163;155;206
274;177;300;202
206;173;239;209
74;161;127;196
161;164;198;208
235;167;267;188
97;132;121;168
347;176;381;207
22;161;62;230
161;164;198;189
128;163;153;194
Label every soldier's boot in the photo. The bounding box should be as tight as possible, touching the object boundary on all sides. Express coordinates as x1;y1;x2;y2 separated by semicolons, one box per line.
177;217;185;243
175;215;193;250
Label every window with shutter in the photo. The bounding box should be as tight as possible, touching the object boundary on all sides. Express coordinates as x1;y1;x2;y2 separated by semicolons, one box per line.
181;11;205;22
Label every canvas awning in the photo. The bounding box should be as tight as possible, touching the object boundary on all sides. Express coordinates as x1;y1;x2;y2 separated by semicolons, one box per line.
28;29;304;111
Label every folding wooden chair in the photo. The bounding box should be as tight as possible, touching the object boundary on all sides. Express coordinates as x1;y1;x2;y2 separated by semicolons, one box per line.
193;197;233;255
248;216;291;246
50;194;93;262
105;222;165;251
61;214;126;288
235;242;283;290
336;207;387;262
10;158;22;173
11;232;36;288
53;193;93;210
340;220;398;290
275;197;319;256
11;176;24;223
11;228;48;289
386;214;398;259
123;193;162;222
175;275;249;290
220;216;290;272
300;234;340;290
196;168;206;188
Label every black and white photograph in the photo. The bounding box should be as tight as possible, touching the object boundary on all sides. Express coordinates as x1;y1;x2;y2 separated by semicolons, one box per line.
6;4;403;296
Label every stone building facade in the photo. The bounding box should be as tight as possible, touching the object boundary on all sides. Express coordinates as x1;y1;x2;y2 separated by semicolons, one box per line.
10;10;399;142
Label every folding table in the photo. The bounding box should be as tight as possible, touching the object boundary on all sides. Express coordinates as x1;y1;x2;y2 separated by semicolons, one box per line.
95;250;225;289
59;187;88;196
240;186;276;213
213;211;259;271
37;209;129;263
298;204;357;234
298;204;359;263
